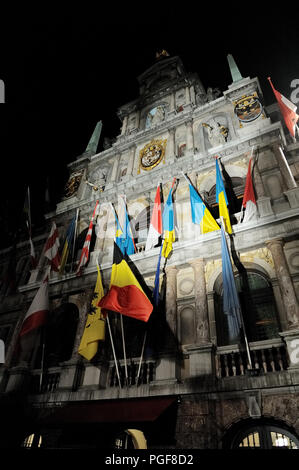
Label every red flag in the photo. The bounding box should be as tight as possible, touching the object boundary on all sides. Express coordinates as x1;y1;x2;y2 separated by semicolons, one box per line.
268;77;299;139
145;184;162;251
241;158;258;223
76;200;99;275
44;221;61;272
19;278;49;337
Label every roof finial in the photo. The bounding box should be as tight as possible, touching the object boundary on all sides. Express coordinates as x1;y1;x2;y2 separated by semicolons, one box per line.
155;49;170;60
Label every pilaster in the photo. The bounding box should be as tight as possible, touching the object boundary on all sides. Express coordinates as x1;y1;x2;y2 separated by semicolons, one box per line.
266;238;299;328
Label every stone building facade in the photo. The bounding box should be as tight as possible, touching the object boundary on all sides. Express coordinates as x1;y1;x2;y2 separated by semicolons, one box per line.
1;53;299;449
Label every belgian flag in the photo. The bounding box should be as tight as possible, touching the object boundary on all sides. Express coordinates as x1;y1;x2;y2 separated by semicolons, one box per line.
98;242;153;322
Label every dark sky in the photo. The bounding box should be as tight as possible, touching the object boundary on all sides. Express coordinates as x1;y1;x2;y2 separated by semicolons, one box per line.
0;7;298;247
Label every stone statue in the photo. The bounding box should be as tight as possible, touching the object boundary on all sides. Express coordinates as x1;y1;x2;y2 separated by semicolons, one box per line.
151;106;165;126
206;87;222;102
202;119;228;147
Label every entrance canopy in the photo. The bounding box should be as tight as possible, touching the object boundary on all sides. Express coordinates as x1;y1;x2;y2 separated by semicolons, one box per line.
38;396;177;425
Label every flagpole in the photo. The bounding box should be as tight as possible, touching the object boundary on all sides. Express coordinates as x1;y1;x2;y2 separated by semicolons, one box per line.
220;217;252;369
106;315;122;389
136;330;147;386
39;330;46;392
71;208;79;271
120;315;129;386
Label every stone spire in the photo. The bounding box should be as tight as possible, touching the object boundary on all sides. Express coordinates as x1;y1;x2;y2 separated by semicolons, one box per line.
85;121;102;156
227;54;243;82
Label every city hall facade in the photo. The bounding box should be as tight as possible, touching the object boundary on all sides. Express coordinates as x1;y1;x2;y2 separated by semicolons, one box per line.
1;52;299;449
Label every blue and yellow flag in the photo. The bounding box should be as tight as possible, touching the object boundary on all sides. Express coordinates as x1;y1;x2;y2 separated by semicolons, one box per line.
59;214;77;273
215;158;232;233
115;204;135;256
189;184;220;233
161;180;175;258
78;264;105;360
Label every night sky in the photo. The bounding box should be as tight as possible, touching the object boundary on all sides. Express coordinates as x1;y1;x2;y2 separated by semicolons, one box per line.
0;7;298;248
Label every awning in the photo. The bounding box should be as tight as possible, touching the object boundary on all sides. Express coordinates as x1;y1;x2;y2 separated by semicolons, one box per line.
38;396;177;425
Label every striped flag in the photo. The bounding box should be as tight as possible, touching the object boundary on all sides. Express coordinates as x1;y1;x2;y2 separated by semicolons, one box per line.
76;200;99;275
19;278;49;337
145;184;162;251
44;221;61;272
60;212;77;274
161;179;176;258
268;77;299;140
189;183;220;233
215;158;232;234
241;157;258;223
116;195;135;256
99;242;153;322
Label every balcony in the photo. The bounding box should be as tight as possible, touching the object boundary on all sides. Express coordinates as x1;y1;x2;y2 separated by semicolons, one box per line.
215;339;289;378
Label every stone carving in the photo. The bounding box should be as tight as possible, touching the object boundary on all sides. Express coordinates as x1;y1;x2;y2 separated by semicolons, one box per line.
206;87;222;102
202;119;228;147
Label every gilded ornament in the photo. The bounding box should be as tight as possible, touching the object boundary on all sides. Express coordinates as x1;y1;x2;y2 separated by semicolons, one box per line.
138;139;167;173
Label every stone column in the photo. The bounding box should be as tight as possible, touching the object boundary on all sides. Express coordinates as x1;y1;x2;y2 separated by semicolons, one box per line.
254;162;274;217
169;92;176;114
165;266;178;340
110;155;119;182
126;144;136;177
167;128;176;162
189;258;210;344
265;239;299;328
186;120;194;154
135;110;141;130
185;86;191;109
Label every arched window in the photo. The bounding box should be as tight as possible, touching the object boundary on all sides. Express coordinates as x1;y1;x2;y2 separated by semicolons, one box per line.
113;429;147;449
207;176;244;222
32;302;79;369
215;271;280;346
22;433;42;448
224;419;299;449
134;206;151;244
44;302;79;367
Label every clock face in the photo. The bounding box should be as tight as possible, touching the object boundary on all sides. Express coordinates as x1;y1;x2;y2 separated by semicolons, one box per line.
234;93;262;123
139;139;167;171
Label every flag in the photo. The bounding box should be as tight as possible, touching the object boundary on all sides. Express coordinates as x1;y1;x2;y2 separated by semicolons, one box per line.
19;278;49;337
241;158;258;223
23;186;37;268
221;225;242;343
78;264;105;360
116;195;135;256
215;158;232;234
76;200;99;275
161;179;176;258
153;244;163;306
44;221;61;272
268;77;299;139
98;242;153;322
189;183;220;233
60;213;77;274
145;184;162;251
